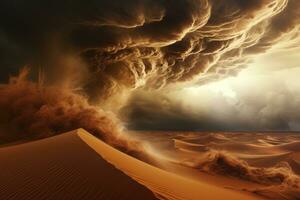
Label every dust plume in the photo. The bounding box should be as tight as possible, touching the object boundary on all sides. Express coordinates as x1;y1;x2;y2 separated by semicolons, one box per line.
0;69;146;157
180;150;300;199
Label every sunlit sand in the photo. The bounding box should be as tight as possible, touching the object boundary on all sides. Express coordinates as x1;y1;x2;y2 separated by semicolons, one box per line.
0;129;267;200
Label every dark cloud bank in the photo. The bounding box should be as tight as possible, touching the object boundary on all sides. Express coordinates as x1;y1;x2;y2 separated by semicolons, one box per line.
1;0;299;99
0;0;299;140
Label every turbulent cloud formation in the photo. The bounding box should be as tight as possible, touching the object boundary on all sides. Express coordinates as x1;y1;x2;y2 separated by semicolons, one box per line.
0;0;300;103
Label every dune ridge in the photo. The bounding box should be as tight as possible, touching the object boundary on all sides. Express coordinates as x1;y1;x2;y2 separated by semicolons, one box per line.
130;131;300;200
0;130;157;200
0;129;264;200
78;129;263;200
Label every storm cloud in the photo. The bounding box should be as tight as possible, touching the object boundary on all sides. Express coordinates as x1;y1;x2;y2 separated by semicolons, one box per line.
0;0;300;103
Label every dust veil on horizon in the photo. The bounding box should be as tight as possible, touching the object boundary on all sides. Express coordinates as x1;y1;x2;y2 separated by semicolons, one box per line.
0;0;300;143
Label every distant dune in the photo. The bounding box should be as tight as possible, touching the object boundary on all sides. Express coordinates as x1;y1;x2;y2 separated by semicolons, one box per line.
0;129;263;200
141;132;300;200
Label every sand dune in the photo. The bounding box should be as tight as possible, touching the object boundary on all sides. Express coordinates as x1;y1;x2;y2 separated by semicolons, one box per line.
174;139;209;152
131;131;300;200
2;129;299;200
0;130;156;200
173;139;288;158
78;129;262;200
279;142;300;152
178;133;230;145
0;129;263;200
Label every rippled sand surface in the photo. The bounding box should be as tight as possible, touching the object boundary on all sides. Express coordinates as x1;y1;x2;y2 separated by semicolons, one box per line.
130;131;300;200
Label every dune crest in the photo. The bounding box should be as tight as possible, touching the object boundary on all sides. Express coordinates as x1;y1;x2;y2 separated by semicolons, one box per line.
78;129;263;200
0;129;264;200
133;131;300;200
0;129;157;200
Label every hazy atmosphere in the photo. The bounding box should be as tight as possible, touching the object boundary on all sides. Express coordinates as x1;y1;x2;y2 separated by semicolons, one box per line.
0;1;300;200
